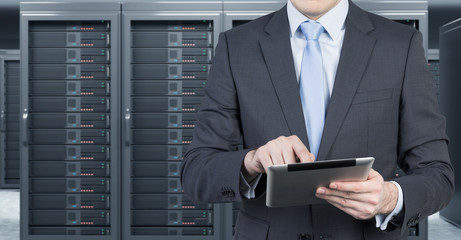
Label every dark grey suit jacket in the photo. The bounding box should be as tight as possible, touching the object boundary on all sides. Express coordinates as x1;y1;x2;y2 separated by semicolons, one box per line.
181;1;454;239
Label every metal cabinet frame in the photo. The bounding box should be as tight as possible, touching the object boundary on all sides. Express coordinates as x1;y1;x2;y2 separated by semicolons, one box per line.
122;1;224;239
20;2;121;239
0;49;20;189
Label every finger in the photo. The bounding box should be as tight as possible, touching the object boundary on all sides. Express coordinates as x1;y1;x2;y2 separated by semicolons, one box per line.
253;160;266;173
267;143;284;165
317;192;377;219
316;187;377;204
289;135;313;162
329;181;373;194
318;192;359;209
247;150;266;174
367;168;381;180
255;148;274;174
280;140;297;164
330;169;382;193
259;157;273;174
326;200;373;220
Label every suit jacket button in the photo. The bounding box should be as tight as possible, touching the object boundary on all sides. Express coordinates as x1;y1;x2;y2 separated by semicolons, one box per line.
298;233;311;240
228;190;235;197
407;216;418;227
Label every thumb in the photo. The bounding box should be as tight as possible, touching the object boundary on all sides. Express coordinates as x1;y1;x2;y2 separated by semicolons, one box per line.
368;168;380;179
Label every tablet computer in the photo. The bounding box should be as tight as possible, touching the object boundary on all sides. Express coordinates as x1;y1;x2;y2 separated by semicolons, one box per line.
266;157;374;208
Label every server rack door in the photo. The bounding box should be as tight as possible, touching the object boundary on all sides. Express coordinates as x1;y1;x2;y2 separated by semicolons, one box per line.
0;50;20;189
122;3;223;238
20;5;120;240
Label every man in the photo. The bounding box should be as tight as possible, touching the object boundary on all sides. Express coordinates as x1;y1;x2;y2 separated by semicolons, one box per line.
180;0;454;239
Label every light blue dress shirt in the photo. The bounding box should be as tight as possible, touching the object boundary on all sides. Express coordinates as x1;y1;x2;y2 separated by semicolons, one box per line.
240;0;403;231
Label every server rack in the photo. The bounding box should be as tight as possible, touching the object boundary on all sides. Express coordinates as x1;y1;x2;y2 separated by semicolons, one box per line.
121;1;223;239
0;49;20;189
439;18;461;228
20;1;121;239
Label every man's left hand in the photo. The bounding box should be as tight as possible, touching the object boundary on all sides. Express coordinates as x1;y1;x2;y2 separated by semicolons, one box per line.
315;168;398;220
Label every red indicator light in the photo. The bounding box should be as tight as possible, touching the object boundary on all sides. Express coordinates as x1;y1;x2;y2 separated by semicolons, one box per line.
80;221;94;225
80;206;94;209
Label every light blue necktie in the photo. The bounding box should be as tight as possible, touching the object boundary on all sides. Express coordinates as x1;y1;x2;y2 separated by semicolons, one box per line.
299;21;325;158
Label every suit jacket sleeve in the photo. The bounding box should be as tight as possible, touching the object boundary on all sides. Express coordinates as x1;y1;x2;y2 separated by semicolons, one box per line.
180;32;250;203
394;30;454;231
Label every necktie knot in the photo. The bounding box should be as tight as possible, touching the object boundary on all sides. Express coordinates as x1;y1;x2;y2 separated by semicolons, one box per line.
300;21;324;41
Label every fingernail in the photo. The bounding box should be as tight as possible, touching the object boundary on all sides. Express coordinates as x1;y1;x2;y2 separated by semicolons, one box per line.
317;188;325;194
330;184;337;189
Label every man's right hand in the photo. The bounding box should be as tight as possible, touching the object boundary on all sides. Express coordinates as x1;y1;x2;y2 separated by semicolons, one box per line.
242;135;315;182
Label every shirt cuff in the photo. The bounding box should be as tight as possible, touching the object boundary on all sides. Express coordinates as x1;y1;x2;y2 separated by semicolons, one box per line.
375;181;404;230
239;172;262;199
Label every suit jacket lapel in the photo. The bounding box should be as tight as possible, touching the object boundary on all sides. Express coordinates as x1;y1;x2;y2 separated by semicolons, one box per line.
259;6;310;146
317;2;377;160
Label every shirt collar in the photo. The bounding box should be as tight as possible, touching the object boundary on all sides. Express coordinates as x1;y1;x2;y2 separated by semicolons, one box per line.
287;0;349;41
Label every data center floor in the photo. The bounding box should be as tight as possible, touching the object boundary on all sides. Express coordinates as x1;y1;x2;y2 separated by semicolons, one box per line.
0;190;460;240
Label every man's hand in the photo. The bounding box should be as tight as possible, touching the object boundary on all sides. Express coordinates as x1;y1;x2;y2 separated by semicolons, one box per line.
315;168;398;220
242;135;315;182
